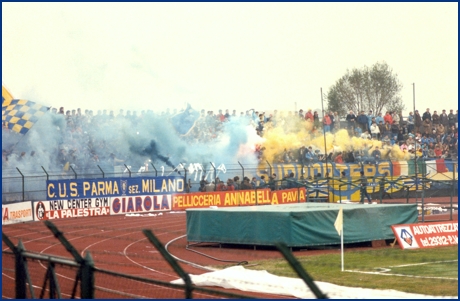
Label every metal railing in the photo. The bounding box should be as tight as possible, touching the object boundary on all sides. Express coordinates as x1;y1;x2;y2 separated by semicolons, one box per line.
2;160;457;204
2;221;326;299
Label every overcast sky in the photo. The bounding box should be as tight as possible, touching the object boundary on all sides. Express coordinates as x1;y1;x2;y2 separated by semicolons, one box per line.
2;2;458;116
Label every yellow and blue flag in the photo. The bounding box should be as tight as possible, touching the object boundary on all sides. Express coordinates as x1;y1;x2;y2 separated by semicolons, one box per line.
2;85;49;134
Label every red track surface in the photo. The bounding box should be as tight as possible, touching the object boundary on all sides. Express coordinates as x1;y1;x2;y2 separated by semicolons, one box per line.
2;196;457;299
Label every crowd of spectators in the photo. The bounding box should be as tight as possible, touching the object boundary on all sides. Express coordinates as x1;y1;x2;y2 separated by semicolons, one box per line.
199;172;306;192
2;105;458;176
253;108;458;165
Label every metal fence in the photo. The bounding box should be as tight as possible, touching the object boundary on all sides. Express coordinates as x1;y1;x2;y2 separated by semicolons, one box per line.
2;160;457;204
2;221;326;299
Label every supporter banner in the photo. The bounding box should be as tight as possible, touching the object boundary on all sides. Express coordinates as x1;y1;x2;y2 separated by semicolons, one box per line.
46;176;184;200
262;162;392;179
271;188;306;204
172;189;272;210
258;159;455;181
2;202;34;225
110;195;172;215
391;221;458;250
33;198;111;221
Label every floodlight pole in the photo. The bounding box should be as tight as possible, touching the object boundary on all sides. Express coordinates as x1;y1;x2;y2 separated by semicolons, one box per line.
321;88;330;197
413;83;419;195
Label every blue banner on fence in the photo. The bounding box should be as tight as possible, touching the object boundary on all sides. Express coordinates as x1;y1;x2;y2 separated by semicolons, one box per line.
46;176;185;200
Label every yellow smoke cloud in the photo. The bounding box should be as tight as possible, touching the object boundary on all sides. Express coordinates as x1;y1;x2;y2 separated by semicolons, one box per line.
260;121;407;162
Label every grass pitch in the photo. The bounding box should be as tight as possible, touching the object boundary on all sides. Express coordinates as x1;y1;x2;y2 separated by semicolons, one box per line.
247;245;458;297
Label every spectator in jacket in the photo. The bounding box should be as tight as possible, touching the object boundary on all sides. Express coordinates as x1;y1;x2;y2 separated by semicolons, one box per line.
370;122;380;139
393;112;400;126
361;131;371;140
334;152;344;163
384;111;393;125
375;112;384;126
357;111;368;132
432;110;440;125
428;144;436;158
367;110;374;130
398;112;405;128
305;109;313;122
382;121;392;138
440;109;449;127
199;176;209;192
328;111;335;132
240;177;253;190
400;142;408;152
422;108;431;122
437;124;445;136
226;178;236;191
258;175;266;188
333;112;341;130
448;109;456;127
414;110;422;132
250;177;257;189
397;129;405;143
216;180;227;191
323;114;332;132
313;111;321;128
391;120;400;134
422;118;432;135
407;112;415;133
346;110;356;131
370;146;381;164
298;109;304;119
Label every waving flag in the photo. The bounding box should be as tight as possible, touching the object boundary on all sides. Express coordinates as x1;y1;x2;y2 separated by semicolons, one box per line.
170;103;200;135
392;160;426;176
335;206;345;271
306;179;329;198
2;85;49;134
334;207;343;235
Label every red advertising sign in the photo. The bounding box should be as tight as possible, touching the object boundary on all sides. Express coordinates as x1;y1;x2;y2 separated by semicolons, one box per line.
171;188;307;210
270;188;306;205
172;189;272;210
391;221;458;249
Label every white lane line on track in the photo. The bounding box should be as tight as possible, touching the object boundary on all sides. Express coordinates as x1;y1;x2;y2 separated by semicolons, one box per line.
3;220;150;298
2;226;95;298
2;269;78;298
3;213;194;298
164;234;216;272
2;215;124;252
2;227;90;252
32;228;172;298
122;237;175;278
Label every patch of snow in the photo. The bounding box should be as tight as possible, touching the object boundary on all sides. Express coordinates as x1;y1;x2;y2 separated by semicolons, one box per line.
171;266;457;299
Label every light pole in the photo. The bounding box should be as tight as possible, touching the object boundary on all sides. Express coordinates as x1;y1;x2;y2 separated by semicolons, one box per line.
321;88;330;198
321;88;328;170
412;83;419;205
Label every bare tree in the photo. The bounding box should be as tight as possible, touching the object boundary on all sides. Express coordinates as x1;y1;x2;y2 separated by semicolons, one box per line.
327;61;404;115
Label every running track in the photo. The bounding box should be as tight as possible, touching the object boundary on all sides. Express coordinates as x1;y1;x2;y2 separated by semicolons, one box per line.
2;212;298;299
2;197;457;299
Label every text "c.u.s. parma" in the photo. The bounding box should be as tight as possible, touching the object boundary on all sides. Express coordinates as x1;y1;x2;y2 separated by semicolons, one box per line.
46;177;185;200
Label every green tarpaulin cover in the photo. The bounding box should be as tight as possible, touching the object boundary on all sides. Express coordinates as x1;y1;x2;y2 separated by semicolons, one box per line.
186;203;418;247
